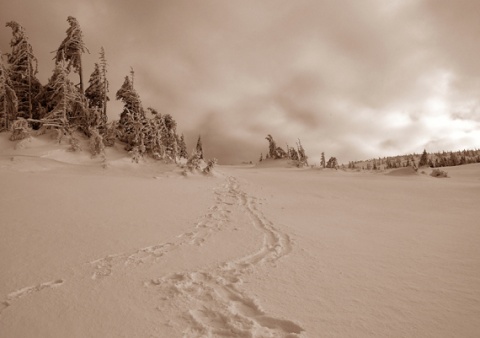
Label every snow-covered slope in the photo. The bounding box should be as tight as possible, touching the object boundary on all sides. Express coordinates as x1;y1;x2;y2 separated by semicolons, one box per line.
1;133;479;337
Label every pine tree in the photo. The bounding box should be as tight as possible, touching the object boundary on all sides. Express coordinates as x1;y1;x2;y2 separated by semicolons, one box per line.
449;152;458;166
196;135;204;160
320;152;326;168
55;16;88;94
266;134;276;159
0;52;18;130
148;108;166;159
297;139;308;166
161;114;178;161
419;149;428;167
99;47;108;118
178;133;188;159
116;73;146;154
326;157;338;169
39;60;81;134
5;21;42;121
288;147;299;161
85;52;109;134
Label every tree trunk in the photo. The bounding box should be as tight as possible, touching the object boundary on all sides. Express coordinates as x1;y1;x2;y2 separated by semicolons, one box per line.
79;57;84;94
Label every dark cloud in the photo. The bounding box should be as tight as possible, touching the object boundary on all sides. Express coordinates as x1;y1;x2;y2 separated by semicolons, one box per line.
2;0;479;163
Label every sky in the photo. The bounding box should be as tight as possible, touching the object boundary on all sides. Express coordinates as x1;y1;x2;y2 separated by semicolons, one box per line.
1;0;479;164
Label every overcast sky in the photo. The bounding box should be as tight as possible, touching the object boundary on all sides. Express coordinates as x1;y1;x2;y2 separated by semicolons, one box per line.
1;0;479;164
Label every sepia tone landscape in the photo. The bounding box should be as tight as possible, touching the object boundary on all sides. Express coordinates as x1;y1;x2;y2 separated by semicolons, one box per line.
1;1;480;337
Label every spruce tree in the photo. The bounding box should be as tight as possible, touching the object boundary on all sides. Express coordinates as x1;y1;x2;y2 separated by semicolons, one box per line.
320;152;326;168
196;135;204;159
39;60;80;134
55;16;88;94
288;147;299;161
266;134;276;159
178;133;188;159
85;51;109;134
5;21;42;121
116;73;146;154
0;52;18;130
419;149;428;167
326;157;338;169
161;114;178;161
297;139;308;166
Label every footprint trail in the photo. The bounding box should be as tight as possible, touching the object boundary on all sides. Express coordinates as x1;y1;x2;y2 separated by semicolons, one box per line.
150;176;304;337
0;279;65;317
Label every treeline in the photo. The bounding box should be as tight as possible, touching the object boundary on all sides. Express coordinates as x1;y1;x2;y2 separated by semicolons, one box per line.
347;149;480;171
0;17;208;167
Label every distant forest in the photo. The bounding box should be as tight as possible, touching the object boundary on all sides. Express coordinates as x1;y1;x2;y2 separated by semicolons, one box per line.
347;149;480;171
0;17;215;170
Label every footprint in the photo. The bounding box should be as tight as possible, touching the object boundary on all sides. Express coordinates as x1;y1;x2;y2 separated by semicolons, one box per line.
0;279;65;316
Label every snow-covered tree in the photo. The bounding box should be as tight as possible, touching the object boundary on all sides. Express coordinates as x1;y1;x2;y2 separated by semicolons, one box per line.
85;48;108;132
419;149;428;167
196;135;204;160
5;21;42;121
55;16;88;93
296;139;308;166
186;149;202;171
178;133;188;159
203;158;217;174
10;117;31;140
161;114;178;161
288;147;299;161
266;134;277;159
0;53;18;130
326;156;338;169
88;126;105;157
39;60;84;134
265;134;287;159
320;152;326;168
116;73;146;153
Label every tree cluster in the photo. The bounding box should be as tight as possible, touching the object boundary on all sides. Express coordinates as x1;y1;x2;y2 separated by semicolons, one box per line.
1;17;196;163
262;134;308;167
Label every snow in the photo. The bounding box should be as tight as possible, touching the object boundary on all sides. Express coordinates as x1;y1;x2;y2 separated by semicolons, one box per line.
1;132;479;337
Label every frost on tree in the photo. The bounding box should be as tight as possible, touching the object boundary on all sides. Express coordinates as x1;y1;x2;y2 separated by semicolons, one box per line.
326;156;338;169
146;108;165;159
38;60;86;136
85;47;109;134
55;16;88;94
196;135;204;159
320;152;326;168
296;139;308;166
5;21;42;122
0;52;18;131
178;134;188;159
265;134;287;159
161;114;178;161
116;73;147;155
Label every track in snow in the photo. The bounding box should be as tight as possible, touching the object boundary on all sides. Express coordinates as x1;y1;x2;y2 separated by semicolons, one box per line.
0;279;65;317
1;175;304;336
149;176;304;337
